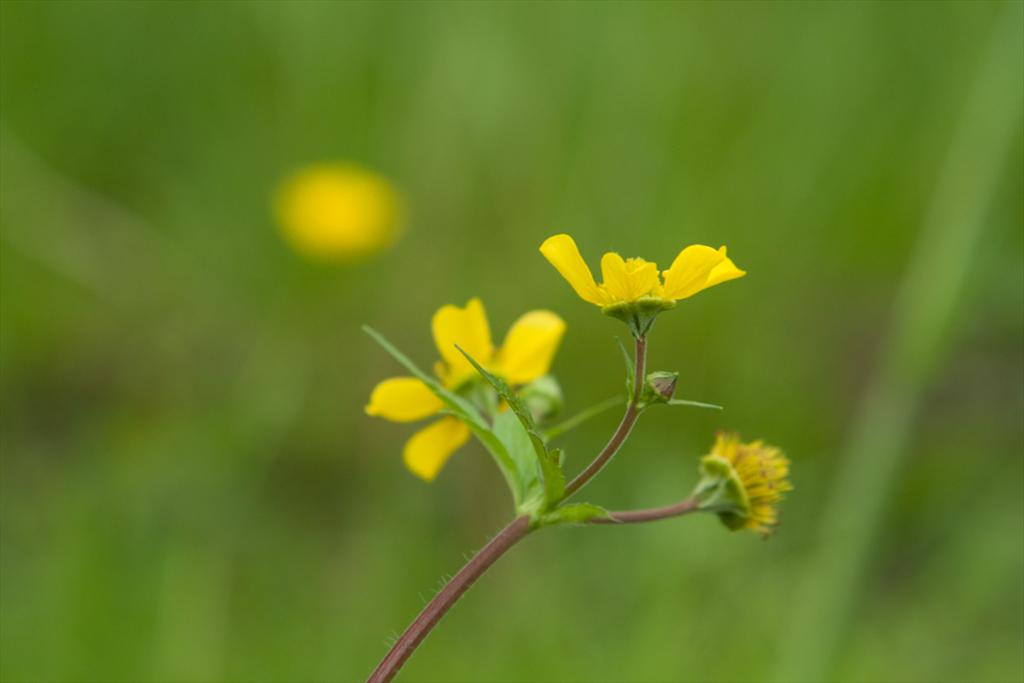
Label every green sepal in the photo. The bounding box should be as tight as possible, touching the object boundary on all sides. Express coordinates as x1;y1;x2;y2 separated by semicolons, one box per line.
637;370;723;411
693;454;751;531
536;502;611;527
455;345;566;512
363;326;531;509
602;297;675;338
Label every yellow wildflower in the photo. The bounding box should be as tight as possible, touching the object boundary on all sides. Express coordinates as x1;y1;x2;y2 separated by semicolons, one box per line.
697;432;792;536
539;233;745;334
275;163;402;261
366;298;566;481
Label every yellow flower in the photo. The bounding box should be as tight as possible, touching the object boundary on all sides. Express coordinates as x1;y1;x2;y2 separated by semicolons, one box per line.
698;432;792;536
275;163;402;261
365;298;566;481
539;233;745;333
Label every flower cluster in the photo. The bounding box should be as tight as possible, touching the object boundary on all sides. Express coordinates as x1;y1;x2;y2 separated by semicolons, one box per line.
365;232;789;536
363;229;793;680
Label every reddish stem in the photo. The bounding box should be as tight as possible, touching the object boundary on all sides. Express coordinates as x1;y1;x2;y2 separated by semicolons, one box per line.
367;516;532;683
368;337;659;681
563;335;647;498
593;498;699;524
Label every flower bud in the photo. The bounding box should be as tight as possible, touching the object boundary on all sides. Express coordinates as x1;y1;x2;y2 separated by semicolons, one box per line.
692;432;792;536
520;375;564;421
645;371;678;402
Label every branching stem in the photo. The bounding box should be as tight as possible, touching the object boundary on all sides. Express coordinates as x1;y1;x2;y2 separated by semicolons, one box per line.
368;336;665;682
562;334;647;498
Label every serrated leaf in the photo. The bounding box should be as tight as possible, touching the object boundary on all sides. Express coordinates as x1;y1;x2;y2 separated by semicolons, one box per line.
667;398;724;411
456;344;565;506
491;410;545;514
363;326;530;507
540;502;612;526
541;447;566;505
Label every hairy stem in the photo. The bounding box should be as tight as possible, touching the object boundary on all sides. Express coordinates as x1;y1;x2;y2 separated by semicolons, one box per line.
368;337;656;681
592;497;699;524
563;335;647;498
367;516;532;683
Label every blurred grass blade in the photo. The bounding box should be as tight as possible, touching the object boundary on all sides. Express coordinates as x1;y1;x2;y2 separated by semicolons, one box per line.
543;396;624;441
775;8;1024;682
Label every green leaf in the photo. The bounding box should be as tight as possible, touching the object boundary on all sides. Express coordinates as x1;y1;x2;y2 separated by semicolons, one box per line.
491;410;545;515
363;326;529;507
667;398;724;411
541;448;566;508
455;344;565;507
539;502;612;526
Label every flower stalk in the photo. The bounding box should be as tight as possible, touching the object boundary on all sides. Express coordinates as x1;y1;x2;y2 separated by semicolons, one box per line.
562;334;647;498
593;497;699;524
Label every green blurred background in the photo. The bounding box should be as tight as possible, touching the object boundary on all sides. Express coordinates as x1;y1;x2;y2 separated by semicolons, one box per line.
2;2;1022;682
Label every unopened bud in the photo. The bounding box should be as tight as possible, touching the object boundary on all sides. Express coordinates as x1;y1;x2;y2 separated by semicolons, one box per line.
645;371;678;403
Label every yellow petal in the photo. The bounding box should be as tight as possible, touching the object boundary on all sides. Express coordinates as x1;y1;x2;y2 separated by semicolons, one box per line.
539;234;607;306
599;253;660;303
403;416;471;481
704;247;747;289
661;245;746;300
432;298;494;387
494;310;567;385
365;377;443;423
275;164;402;261
626;257;660;298
599;252;632;302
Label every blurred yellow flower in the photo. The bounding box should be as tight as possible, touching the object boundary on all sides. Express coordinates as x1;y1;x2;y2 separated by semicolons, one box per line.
699;432;792;536
539;234;745;327
365;298;566;481
275;163;402;261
